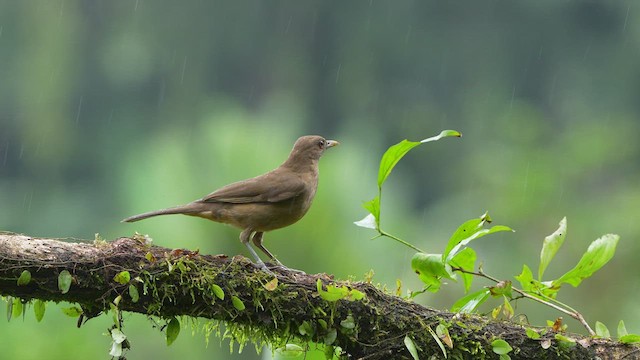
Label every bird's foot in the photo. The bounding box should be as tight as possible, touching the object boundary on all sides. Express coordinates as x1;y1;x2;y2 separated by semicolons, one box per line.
252;260;277;276
266;262;306;275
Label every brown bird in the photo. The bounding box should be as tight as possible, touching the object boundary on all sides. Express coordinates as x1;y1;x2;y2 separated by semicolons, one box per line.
122;135;339;270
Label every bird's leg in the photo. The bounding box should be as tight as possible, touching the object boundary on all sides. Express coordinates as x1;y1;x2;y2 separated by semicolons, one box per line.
252;232;306;274
251;232;283;267
239;228;271;272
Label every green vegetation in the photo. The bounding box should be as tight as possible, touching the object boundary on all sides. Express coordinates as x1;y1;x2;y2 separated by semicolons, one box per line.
3;129;636;360
1;1;640;359
354;131;636;359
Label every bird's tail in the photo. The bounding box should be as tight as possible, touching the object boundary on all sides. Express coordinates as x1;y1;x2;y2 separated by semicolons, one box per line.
121;205;199;223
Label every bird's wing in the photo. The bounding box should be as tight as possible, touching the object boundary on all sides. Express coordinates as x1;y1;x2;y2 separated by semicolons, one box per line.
199;172;306;204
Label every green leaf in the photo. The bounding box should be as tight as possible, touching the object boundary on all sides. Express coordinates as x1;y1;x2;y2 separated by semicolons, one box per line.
346;289;366;301
12;298;22;319
515;264;534;291
620;334;640;344
359;196;381;230
166;317;180;346
491;339;513;355
61;306;82;317
376;130;461;188
451;289;490;313
595;321;610;338
403;335;420;360
276;344;305;357
420;130;462;143
128;284;139;303
552;234;619;288
325;287;349;301
324;345;335;360
525;328;540;339
515;264;560;297
316;279;343;301
618;320;628;338
443;214;513;262
316;279;359;302
113;271;131;285
58;270;72;294
110;302;120;327
34;299;46;322
443;217;483;259
450;247;476;292
488;281;512;298
357;131;460;235
231;296;245;311
554;334;576;348
324;328;337;346
340;315;355;329
378;140;421;187
539;217;567;280
362;195;380;216
411;253;453;291
427;325;447;358
298;321;314;336
491;305;502;319
211;284;225;300
446;224;512;262
436;323;453;349
501;296;514;319
17;270;31;286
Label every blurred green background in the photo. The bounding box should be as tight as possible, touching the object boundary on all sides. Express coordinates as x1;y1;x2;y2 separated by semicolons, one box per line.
1;1;639;359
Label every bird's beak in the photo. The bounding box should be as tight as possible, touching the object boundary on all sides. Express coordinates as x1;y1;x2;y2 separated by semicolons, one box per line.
326;140;339;148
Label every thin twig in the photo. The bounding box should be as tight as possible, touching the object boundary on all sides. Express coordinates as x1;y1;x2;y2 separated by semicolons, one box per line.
379;230;425;253
451;266;595;336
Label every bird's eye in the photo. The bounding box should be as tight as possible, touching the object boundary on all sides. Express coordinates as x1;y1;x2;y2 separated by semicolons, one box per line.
318;139;325;148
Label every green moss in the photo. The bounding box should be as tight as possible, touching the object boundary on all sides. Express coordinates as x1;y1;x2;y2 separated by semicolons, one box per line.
126;253;317;354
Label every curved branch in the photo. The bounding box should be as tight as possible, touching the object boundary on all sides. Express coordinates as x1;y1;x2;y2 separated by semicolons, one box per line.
0;232;632;359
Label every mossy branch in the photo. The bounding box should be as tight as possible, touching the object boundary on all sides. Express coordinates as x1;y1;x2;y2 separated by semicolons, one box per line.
0;232;633;359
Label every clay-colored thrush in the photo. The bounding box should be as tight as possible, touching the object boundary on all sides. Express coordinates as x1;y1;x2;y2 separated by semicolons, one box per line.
122;135;338;269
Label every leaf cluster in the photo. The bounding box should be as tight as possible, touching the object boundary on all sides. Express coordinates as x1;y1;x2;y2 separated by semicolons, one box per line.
355;130;634;358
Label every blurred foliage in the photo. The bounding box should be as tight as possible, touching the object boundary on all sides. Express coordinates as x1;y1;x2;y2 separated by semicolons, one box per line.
1;1;639;359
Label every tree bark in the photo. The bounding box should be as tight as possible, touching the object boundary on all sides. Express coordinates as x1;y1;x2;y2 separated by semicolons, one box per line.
0;232;634;359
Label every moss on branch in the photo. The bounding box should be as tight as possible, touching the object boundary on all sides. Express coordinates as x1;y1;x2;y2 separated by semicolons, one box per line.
0;232;633;359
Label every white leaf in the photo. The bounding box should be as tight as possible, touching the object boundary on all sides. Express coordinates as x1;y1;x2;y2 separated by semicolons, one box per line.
354;214;377;229
109;342;122;357
111;328;127;344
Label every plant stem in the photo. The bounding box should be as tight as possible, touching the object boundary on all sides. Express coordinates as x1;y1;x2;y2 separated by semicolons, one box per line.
375;188;425;253
379;229;425;253
451;266;595;336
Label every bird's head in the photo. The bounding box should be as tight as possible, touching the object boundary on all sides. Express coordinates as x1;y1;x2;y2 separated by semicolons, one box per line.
284;135;339;169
